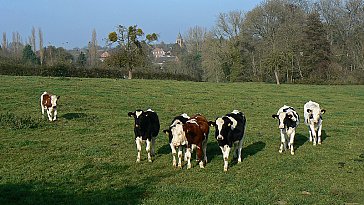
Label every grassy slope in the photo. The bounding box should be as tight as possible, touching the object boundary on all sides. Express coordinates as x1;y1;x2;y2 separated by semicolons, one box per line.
0;75;363;205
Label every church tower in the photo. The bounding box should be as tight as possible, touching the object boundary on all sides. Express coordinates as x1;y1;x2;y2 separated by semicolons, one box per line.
176;32;183;48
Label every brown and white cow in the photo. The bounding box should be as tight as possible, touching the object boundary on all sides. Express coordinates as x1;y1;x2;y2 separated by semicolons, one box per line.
163;113;190;168
40;91;60;121
304;101;326;145
183;114;209;169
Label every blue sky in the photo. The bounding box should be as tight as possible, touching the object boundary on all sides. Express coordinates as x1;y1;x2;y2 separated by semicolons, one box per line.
0;0;264;49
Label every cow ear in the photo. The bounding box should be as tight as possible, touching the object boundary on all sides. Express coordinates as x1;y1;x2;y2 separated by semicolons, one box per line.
163;129;170;135
57;96;60;100
128;112;134;117
272;114;278;119
321;109;326;114
208;121;215;127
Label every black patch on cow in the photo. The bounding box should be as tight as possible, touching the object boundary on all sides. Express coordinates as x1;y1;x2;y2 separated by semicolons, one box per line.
130;110;160;140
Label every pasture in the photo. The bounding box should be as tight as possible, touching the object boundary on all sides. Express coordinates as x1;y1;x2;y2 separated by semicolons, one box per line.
0;75;363;204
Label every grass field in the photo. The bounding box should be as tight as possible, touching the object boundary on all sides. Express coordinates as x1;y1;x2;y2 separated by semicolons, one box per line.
0;75;363;205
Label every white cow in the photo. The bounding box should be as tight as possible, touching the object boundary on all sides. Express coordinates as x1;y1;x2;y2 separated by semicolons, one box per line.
304;101;326;145
272;105;299;155
40;92;60;121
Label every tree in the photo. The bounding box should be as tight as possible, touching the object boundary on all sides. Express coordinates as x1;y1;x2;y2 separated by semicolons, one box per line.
38;28;44;65
108;25;158;79
22;44;38;64
76;51;87;67
301;11;332;81
89;29;98;66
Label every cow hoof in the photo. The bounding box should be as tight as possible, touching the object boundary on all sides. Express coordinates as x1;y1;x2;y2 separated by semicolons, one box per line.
136;159;140;163
224;168;228;172
148;159;152;163
238;158;242;163
199;161;204;168
178;164;182;169
279;150;283;153
291;152;295;155
187;164;192;169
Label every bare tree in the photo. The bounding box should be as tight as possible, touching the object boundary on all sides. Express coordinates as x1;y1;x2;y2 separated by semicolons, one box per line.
89;29;98;66
2;32;7;55
38;28;44;65
11;32;23;59
31;26;36;52
185;26;207;53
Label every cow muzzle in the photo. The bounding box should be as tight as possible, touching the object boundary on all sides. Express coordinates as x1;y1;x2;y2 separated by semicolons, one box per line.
217;135;224;140
279;124;285;129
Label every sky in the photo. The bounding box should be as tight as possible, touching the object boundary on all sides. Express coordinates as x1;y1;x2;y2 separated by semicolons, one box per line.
0;0;264;50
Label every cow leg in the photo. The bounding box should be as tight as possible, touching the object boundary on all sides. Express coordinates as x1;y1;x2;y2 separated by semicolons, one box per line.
237;139;243;163
310;125;317;145
53;108;57;121
202;139;208;164
170;143;177;167
289;129;295;155
135;138;142;163
47;108;53;121
146;138;152;162
41;105;45;119
220;145;231;172
308;127;313;142
151;137;156;156
177;146;183;168
279;129;286;153
186;147;192;169
317;123;322;145
197;143;204;168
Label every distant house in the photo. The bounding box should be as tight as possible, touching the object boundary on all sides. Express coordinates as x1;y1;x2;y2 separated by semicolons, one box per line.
100;51;110;62
152;48;165;58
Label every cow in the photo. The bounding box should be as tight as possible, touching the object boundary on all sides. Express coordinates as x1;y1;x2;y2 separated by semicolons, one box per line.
304;101;326;145
128;109;160;163
163;113;190;168
40;91;60;122
209;110;246;172
272;105;299;155
183;114;209;169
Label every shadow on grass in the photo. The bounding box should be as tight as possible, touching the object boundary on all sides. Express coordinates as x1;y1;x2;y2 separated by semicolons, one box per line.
62;112;88;120
157;143;171;155
0;173;173;205
228;141;266;168
294;133;308;151
321;130;330;143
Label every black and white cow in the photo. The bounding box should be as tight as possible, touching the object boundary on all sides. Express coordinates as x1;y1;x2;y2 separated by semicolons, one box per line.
163;113;190;167
128;109;160;162
304;101;326;145
272;105;299;155
209;110;246;172
40;91;60;121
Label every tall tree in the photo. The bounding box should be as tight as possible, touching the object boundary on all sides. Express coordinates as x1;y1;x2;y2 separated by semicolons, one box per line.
1;32;7;55
31;26;36;52
108;25;158;79
301;11;332;81
89;29;97;66
38;28;44;65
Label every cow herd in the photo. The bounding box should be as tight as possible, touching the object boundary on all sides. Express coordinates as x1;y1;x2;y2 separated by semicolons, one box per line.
40;91;326;172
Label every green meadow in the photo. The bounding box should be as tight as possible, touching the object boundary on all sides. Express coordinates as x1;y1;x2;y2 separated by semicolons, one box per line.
0;75;363;205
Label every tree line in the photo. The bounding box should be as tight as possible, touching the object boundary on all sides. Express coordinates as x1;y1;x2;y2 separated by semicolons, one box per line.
173;0;363;84
1;0;363;84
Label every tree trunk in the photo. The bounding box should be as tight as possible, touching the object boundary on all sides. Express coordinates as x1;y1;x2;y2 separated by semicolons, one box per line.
128;69;132;79
274;67;280;85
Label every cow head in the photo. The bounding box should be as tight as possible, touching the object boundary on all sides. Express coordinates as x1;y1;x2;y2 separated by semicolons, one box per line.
209;117;234;141
128;109;146;136
51;95;60;109
306;108;325;124
164;119;187;147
